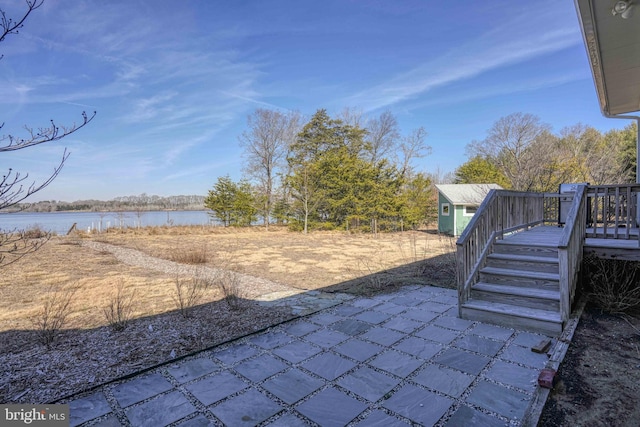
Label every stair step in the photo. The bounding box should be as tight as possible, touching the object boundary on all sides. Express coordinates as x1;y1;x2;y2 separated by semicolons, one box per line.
486;253;559;273
487;253;559;264
479;267;559;290
474;282;560;301
480;266;559;281
472;282;560;310
460;299;562;336
492;241;558;258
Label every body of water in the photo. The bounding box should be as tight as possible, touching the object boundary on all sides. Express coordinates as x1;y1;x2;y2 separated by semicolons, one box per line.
0;210;215;235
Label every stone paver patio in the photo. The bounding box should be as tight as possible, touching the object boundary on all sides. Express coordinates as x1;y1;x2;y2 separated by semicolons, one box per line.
65;285;553;426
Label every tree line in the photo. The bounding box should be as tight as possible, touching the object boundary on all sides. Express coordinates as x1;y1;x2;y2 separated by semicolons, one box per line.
455;112;637;192
206;110;638;233
205;108;435;233
13;194;205;213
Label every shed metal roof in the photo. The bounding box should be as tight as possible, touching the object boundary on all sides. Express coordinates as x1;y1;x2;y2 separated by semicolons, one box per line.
435;184;502;205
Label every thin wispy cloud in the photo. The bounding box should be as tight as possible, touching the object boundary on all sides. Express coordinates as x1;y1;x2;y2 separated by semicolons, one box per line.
0;0;614;201
405;71;589;111
220;90;289;111
344;9;582;112
126;92;178;123
60;101;99;109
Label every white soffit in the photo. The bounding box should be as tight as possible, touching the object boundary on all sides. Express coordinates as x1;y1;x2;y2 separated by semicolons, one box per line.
575;0;640;115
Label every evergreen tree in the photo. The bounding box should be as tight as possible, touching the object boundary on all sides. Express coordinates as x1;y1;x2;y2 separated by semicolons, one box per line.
233;180;258;226
288;109;374;230
204;176;257;226
454;156;510;188
400;172;436;229
204;176;236;226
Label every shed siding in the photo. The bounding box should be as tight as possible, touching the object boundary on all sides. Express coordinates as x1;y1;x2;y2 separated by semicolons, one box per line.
455;205;468;236
438;192;455;235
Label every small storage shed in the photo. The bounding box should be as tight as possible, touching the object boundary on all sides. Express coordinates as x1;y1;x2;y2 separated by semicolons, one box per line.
435;184;502;236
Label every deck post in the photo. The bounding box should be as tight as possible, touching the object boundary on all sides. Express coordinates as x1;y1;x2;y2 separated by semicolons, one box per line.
558;249;571;323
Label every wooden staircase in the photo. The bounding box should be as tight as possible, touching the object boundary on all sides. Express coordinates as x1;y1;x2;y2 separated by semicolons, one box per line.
457;188;589;337
459;237;563;336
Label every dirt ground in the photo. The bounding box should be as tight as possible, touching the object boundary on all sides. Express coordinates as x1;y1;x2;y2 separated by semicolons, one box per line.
94;225;457;292
538;304;640;427
3;224;639;424
0;226;456;403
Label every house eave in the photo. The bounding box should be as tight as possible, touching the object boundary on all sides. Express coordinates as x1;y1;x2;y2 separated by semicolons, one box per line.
574;0;640;116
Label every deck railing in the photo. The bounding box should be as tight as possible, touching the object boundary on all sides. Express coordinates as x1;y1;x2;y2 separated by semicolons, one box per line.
456;183;640;328
586;184;640;240
558;184;588;323
456;190;546;312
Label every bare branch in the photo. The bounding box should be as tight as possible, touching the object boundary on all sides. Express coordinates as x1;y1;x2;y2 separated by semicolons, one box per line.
0;226;51;267
0;110;96;152
366;110;400;164
0;1;95;270
0;148;69;211
399;126;431;179
0;0;44;58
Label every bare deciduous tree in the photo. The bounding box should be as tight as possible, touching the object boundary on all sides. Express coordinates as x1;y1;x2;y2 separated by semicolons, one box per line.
338;109;401;165
239;109;300;229
467;113;550;191
366;110;400;164
399;126;431;179
0;0;95;267
337;107;365;129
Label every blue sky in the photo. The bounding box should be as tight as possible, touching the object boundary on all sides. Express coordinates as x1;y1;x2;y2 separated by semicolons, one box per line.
0;0;629;202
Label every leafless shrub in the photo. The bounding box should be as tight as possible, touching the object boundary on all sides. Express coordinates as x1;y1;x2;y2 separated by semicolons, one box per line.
173;275;207;317
103;280;136;331
404;232;429;264
419;236;457;288
0;227;51;268
358;258;393;292
31;283;78;348
23;225;50;239
586;257;640;313
344;253;399;296
393;233;457;286
217;270;246;310
170;244;208;264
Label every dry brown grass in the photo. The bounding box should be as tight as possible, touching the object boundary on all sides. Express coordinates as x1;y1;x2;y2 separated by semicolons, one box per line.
0;239;180;333
0;227;455;335
92;226;455;292
169;243;209;264
0;226;457;403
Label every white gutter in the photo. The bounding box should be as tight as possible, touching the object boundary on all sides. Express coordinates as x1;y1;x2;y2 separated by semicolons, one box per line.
574;0;640;183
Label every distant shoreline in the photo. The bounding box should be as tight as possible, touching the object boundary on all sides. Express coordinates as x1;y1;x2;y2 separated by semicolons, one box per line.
0;207;205;214
0;210;214;235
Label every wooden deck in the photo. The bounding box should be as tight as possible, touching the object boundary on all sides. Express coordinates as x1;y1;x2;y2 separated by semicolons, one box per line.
584;231;640;261
503;226;640;259
503;226;563;245
457;185;640;336
505;226;639;246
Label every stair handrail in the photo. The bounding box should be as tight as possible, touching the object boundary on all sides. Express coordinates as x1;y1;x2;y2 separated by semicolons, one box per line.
557;184;588;323
456;189;545;314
